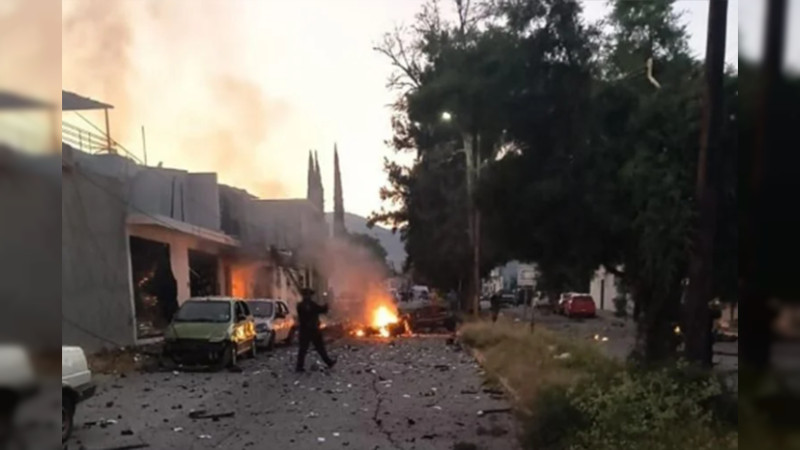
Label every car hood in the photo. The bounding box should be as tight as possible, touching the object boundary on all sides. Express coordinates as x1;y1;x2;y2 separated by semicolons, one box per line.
167;322;230;340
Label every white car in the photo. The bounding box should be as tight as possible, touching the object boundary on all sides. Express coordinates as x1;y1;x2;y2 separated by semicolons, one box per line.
0;346;38;444
249;299;296;349
62;346;95;443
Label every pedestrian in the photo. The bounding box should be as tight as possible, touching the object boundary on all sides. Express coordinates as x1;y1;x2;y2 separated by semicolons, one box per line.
296;288;336;373
490;293;501;323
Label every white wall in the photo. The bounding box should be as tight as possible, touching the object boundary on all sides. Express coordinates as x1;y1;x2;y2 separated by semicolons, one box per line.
590;267;619;311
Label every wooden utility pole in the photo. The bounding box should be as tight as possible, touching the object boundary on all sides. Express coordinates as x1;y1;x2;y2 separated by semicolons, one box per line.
741;0;787;371
684;0;728;367
463;132;481;317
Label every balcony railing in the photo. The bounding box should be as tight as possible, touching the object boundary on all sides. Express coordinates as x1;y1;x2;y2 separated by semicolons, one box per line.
62;121;113;154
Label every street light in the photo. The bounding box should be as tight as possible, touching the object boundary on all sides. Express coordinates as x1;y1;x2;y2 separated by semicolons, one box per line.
439;110;481;318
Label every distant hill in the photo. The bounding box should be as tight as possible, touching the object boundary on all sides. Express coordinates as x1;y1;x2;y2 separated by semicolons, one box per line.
326;212;406;271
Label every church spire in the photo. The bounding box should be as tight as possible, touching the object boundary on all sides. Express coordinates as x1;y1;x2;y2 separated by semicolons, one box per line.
306;150;316;202
333;143;346;237
314;150;324;216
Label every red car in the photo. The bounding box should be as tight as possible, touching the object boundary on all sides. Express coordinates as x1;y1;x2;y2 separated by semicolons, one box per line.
563;294;597;318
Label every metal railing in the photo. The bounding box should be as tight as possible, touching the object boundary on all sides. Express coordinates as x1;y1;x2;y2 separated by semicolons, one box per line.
62;121;113;154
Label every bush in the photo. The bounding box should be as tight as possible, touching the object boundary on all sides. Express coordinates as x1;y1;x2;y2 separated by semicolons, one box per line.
613;295;628;317
524;366;737;450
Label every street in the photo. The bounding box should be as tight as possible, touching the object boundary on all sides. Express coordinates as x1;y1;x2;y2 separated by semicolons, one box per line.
66;336;519;450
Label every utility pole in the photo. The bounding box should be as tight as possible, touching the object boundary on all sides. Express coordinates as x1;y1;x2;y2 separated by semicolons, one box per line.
741;0;787;371
462;131;481;317
684;0;728;367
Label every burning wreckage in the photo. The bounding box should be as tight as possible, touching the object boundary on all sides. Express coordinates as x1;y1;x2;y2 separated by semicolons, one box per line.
336;292;456;339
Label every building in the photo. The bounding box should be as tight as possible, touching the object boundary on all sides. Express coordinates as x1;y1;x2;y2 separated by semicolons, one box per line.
60;91;328;350
590;266;622;312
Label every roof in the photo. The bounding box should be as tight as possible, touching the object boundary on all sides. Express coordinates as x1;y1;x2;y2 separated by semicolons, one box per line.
0;91;52;110
127;213;240;247
62;90;113;111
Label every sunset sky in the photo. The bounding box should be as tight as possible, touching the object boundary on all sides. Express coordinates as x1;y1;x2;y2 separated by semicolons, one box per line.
59;0;749;218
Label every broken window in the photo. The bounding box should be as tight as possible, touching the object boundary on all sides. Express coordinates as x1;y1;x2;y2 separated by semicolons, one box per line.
189;249;219;297
129;236;178;339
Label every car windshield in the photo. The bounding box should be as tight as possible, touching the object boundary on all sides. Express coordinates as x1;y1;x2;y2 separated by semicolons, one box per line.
250;302;275;318
174;301;231;323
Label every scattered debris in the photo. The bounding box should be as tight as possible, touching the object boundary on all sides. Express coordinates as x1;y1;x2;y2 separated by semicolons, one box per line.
188;410;235;420
477;408;512;416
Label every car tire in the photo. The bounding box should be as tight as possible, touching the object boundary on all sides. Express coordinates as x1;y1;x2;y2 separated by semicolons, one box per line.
265;331;276;351
249;340;258;358
217;343;236;370
285;327;296;345
62;391;75;443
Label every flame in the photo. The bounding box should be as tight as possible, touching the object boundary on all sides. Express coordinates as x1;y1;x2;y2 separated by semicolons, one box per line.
371;305;399;338
354;329;365;338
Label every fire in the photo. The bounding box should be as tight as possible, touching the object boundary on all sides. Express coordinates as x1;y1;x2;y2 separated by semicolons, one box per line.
354;329;366;338
371;305;399;338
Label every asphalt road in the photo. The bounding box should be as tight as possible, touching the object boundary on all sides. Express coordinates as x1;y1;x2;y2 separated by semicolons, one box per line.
500;306;739;376
66;336;519;450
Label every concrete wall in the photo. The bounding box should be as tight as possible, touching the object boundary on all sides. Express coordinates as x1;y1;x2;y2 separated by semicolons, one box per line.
186;173;221;230
0;151;62;350
62;166;135;351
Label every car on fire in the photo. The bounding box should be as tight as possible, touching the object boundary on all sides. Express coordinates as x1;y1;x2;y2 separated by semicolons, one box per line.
163;297;257;369
248;299;296;349
401;303;456;333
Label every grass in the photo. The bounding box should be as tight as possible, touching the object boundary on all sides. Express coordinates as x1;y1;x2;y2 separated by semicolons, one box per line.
460;318;618;407
460;318;738;450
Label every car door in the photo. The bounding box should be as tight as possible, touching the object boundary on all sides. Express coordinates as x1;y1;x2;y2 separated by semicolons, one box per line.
234;301;255;352
274;301;289;341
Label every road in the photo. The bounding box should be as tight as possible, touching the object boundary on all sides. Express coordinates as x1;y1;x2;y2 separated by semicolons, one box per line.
66;336;519;450
500;306;739;378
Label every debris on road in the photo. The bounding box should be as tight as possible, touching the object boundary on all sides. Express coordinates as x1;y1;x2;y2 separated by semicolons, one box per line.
188;410;235;420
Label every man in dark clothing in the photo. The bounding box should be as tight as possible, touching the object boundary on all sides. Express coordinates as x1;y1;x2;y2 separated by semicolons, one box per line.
490;293;501;323
296;288;336;372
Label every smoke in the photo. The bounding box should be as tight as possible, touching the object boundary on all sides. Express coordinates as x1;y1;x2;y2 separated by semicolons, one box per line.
322;235;394;326
0;0;61;101
61;0;296;200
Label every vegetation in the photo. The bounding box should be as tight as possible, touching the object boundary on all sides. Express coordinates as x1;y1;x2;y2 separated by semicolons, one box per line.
461;321;737;450
372;0;738;364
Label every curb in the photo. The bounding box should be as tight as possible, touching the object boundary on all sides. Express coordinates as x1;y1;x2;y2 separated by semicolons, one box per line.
468;346;533;417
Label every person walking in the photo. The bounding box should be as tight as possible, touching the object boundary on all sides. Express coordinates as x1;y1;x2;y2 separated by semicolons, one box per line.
295;288;336;372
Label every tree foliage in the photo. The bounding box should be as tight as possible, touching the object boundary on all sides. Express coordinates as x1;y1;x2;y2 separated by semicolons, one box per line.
373;0;738;363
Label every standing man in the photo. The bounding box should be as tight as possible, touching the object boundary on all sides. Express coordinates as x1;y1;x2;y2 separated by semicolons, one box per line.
296;288;336;373
490;293;501;323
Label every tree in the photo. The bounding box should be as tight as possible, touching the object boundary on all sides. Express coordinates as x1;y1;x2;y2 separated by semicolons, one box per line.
346;232;390;272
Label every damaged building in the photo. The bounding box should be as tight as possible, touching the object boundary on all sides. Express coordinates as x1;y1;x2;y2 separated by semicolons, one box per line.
60;91;329;351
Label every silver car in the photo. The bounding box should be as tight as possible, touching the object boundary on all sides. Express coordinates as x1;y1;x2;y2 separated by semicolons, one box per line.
249;299;296;349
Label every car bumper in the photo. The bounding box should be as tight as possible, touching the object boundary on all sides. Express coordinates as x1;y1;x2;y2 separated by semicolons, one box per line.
164;340;227;364
76;382;96;403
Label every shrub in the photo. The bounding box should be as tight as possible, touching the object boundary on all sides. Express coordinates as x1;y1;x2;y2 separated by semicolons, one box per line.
613;295;628;317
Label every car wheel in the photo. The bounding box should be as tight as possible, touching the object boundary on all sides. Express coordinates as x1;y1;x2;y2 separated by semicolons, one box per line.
249;340;258;358
285;327;296;345
216;343;236;370
265;331;276;351
62;391;75;443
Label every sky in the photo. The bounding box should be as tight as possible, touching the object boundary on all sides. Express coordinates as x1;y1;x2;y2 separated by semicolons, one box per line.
58;0;752;218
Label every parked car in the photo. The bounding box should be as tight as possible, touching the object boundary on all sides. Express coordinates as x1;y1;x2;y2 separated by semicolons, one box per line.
0;346;39;445
62;346;95;443
249;299;296;349
556;293;573;315
563;294;597;318
163;297;257;369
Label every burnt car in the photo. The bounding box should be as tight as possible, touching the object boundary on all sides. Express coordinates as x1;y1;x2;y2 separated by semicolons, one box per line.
402;303;456;333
